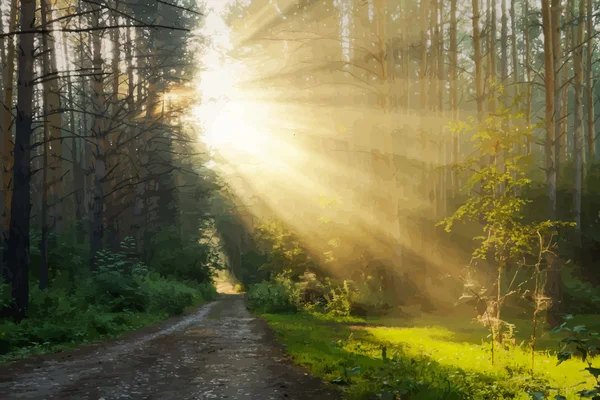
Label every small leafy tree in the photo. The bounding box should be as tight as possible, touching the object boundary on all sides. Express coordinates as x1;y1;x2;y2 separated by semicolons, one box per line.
441;105;571;366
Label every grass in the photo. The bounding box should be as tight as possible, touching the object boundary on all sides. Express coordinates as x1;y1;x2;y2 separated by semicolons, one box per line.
0;279;216;364
262;310;600;399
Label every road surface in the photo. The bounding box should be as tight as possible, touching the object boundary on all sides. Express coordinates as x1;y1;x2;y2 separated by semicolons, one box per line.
0;294;339;400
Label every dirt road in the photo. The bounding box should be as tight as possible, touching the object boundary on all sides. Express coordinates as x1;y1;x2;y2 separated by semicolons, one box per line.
0;295;339;400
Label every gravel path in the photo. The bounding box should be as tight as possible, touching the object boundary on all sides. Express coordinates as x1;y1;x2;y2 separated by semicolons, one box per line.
0;294;339;400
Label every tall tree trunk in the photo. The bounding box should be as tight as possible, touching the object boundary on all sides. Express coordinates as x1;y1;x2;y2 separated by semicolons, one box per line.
488;0;497;113
585;0;595;160
39;0;52;290
509;0;518;102
500;0;508;86
542;0;562;323
542;0;557;220
552;0;562;184
419;0;430;201
573;0;584;242
44;0;63;235
62;31;83;239
6;0;36;320
76;0;88;245
472;0;484;121
450;0;459;195
2;0;18;237
560;0;572;164
524;0;532;154
89;9;106;270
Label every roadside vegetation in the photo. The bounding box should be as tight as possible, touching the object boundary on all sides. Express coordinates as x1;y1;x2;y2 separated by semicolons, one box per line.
240;109;600;399
0;230;219;364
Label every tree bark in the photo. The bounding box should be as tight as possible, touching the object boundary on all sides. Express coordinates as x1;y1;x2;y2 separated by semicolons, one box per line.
450;0;459;195
6;0;36;320
2;0;18;235
39;0;52;290
560;0;572;164
585;0;595;160
542;0;557;220
524;0;532;155
573;0;584;242
472;0;484;121
552;0;562;184
89;9;106;270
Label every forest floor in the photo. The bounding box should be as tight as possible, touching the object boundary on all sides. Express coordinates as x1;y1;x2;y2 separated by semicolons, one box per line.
0;294;339;400
262;311;600;399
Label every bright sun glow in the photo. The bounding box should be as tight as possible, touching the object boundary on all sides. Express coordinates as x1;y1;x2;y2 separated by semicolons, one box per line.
188;0;465;292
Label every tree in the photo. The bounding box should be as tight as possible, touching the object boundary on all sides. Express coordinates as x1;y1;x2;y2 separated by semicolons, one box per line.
5;0;36;321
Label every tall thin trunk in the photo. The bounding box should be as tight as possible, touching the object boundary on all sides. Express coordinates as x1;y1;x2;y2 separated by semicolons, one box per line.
6;0;36;320
2;0;18;235
39;0;52;290
501;0;508;86
585;0;595;160
573;0;584;240
560;0;572;164
541;0;557;220
89;9;106;270
472;0;484;121
489;0;497;113
77;0;88;245
552;0;562;184
450;0;459;195
62;31;82;240
542;0;562;324
524;0;532;154
419;0;430;199
0;3;5;99
509;0;518;101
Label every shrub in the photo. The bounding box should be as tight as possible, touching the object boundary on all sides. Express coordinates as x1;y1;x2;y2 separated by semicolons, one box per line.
324;280;353;317
247;273;299;313
148;227;219;284
144;275;198;316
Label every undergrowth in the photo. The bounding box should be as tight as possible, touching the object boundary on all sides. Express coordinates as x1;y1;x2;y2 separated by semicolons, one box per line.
262;312;600;400
0;233;219;363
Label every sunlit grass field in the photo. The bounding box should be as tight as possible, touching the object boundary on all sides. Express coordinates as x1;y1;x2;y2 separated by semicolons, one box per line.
262;311;600;399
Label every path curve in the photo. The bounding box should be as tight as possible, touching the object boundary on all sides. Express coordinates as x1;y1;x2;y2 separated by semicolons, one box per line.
0;295;339;400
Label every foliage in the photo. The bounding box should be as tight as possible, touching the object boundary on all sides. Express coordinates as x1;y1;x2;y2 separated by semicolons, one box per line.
324;279;353;317
253;219;317;278
552;316;600;398
262;311;599;399
247;272;300;313
0;233;218;363
148;226;221;284
441;106;574;359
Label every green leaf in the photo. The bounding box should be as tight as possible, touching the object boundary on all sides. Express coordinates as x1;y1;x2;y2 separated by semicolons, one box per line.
578;389;600;398
527;391;544;400
554;395;567;400
573;325;588;333
556;351;572;365
585;367;600;379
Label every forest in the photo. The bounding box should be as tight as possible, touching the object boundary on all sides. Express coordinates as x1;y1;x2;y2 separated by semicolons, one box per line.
1;0;600;399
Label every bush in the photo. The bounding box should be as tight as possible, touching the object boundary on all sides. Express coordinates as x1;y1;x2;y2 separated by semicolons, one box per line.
247;273;299;313
148;227;219;284
144;275;198;316
0;232;219;361
324;280;353;317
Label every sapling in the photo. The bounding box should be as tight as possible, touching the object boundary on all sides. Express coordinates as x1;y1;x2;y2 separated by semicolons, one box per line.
442;105;571;367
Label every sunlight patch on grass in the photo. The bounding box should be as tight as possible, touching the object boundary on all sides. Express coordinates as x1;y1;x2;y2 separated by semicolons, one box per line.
262;312;599;399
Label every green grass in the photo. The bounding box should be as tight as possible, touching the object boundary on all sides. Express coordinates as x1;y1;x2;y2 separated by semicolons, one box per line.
0;278;216;364
262;311;600;399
